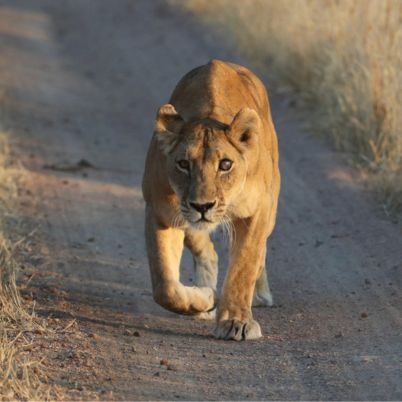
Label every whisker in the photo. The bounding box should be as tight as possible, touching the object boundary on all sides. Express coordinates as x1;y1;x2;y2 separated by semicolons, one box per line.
171;210;185;228
218;214;233;247
225;220;232;246
220;217;229;244
224;214;235;247
172;213;178;228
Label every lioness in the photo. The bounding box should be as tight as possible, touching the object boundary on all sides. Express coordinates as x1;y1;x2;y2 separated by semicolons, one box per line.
142;60;280;340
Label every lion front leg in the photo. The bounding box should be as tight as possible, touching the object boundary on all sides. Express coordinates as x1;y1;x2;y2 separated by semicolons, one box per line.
215;215;268;340
145;207;216;315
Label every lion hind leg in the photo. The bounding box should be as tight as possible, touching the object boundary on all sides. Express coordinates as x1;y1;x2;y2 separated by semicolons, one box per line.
185;229;218;290
185;229;218;320
253;268;273;307
252;246;273;307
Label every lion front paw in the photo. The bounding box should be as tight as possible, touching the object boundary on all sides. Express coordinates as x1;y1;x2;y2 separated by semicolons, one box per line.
214;319;262;341
194;308;216;321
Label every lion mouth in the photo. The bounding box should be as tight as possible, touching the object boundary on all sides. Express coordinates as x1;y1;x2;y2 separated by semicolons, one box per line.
185;215;218;231
196;216;212;223
180;207;219;231
190;221;217;232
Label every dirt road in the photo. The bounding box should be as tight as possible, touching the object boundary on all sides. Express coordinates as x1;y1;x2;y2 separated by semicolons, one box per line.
1;0;401;399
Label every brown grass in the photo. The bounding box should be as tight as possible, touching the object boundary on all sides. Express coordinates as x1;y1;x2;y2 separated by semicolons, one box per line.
176;0;402;211
0;133;48;400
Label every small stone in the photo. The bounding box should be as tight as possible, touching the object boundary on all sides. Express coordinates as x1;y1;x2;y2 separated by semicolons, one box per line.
87;237;95;242
334;331;343;338
133;331;140;337
364;278;371;285
361;312;368;318
68;351;78;359
160;359;168;366
88;333;98;339
154;372;160;377
77;158;94;168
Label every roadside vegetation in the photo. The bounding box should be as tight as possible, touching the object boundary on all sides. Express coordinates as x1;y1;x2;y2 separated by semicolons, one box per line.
177;0;402;212
0;133;47;400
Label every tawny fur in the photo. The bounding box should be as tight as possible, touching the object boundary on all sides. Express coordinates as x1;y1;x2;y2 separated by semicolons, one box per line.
142;60;280;340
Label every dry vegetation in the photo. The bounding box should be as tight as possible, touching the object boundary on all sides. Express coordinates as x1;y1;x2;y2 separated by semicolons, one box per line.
0;133;47;400
178;0;402;211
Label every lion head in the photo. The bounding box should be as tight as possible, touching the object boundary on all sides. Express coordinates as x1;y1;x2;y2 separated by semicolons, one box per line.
154;104;261;231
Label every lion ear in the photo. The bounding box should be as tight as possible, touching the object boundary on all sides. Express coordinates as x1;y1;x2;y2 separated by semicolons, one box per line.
154;104;185;154
228;108;260;149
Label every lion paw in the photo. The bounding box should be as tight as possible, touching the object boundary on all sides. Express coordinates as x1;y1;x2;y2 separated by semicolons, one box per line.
214;319;262;341
193;308;216;321
252;290;273;307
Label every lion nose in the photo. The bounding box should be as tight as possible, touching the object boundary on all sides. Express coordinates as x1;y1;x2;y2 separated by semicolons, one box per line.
189;201;216;214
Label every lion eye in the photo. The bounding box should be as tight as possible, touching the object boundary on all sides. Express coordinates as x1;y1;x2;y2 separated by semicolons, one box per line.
219;159;233;171
177;159;190;170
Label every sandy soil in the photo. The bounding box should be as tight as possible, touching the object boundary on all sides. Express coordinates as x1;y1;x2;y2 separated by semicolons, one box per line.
0;0;401;400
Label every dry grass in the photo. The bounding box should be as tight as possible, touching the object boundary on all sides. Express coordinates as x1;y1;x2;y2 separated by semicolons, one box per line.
0;240;44;401
176;0;402;211
0;133;48;400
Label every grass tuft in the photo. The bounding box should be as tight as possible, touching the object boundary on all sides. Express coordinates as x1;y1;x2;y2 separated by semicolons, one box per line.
0;133;48;401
